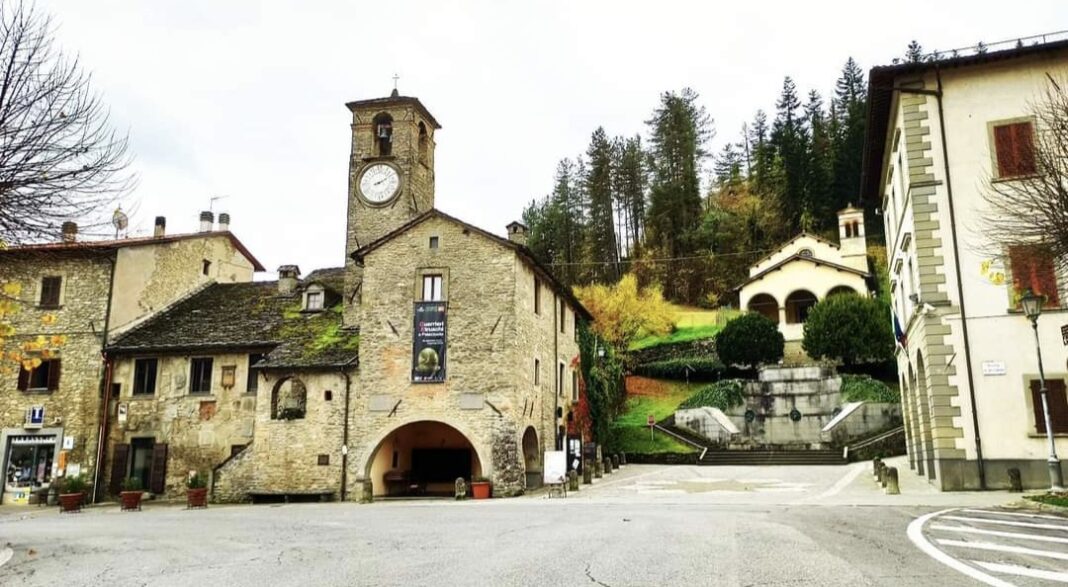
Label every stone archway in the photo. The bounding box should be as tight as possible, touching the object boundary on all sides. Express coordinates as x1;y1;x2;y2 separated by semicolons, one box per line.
364;420;485;497
521;426;541;489
827;285;857;297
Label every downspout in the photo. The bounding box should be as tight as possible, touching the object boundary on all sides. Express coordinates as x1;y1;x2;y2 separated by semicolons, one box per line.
92;254;118;503
339;362;353;501
895;72;986;489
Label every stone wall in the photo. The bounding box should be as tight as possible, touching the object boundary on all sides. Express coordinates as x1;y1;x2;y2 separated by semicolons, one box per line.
106;351;261;498
0;251;112;497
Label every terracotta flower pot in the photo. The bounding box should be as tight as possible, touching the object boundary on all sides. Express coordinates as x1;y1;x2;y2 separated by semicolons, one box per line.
471;481;491;500
59;492;84;513
187;487;208;509
120;491;143;511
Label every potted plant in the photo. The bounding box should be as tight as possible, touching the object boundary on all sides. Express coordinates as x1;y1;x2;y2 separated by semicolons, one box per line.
470;476;491;500
58;474;89;513
119;477;144;511
186;472;208;509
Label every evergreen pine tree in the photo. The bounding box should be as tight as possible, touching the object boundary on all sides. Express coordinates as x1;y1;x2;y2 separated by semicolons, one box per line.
830;58;868;220
771;76;809;230
584;127;620;283
803;90;833;232
614;135;647;259
905;40;924;63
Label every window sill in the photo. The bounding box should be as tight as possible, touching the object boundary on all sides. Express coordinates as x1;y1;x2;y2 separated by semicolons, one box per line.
992;173;1041;184
1006;306;1068;315
36;305;62;311
1028;433;1068;438
22;389;53;394
128;394;156;400
188;393;215;399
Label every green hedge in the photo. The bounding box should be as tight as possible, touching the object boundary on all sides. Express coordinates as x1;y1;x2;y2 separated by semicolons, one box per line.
841;374;899;403
678;379;746;411
632;357;724;381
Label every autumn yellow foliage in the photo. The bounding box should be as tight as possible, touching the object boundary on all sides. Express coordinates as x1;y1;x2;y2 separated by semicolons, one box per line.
574;274;675;349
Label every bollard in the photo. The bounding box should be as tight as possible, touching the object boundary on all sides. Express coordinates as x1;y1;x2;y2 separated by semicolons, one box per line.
1008;468;1023;492
619;452;627;466
885;467;900;495
612;454;620;470
358;478;374;504
879;463;888;488
594;459;603;479
604;457;613;474
454;477;467;500
568;470;579;492
583;465;593;485
873;457;882;480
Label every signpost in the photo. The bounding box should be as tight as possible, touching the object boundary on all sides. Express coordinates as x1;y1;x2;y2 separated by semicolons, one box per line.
647;414;655;441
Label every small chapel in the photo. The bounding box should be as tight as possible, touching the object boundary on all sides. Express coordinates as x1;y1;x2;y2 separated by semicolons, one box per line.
736;207;872;357
101;91;589;501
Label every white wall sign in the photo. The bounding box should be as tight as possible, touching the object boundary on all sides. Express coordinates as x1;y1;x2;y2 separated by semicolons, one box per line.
982;361;1006;376
62;436;74;450
66;463;81;477
543;451;566;485
117;403;128;423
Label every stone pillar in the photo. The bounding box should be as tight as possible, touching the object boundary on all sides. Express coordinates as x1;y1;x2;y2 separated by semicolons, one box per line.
568;470;578;492
491;420;524;496
885;467;900;495
594;459;603;479
619;452;626;466
358;477;373;504
583;465;593;485
611;454;620;470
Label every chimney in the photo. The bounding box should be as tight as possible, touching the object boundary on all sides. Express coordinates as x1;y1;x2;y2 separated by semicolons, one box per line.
199;211;214;233
153;216;166;238
506;221;528;246
277;265;301;295
61;221;77;243
217;212;231;232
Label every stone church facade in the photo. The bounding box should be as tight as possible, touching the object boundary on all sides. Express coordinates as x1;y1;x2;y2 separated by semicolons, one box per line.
104;92;588;501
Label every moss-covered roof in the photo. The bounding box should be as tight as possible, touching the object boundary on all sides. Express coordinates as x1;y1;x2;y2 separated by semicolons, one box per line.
108;274;358;369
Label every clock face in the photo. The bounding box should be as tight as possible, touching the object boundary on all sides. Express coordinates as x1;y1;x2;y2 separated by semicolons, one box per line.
358;163;400;204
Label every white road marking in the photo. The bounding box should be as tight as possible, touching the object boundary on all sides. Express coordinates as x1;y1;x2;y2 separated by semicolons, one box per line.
930;523;1068;544
906;509;1016;587
971;561;1068;583
936;538;1068;561
961;508;1068;521
0;547;11;568
941;515;1068;531
808;462;867;501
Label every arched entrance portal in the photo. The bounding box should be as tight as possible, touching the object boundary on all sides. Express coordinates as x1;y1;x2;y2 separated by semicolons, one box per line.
747;293;779;323
367;421;483;497
522;426;541;489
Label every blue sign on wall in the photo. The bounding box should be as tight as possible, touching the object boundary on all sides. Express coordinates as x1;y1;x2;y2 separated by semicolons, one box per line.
26;405;44;427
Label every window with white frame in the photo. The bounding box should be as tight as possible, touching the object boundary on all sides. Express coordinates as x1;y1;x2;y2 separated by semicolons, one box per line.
422;274;443;301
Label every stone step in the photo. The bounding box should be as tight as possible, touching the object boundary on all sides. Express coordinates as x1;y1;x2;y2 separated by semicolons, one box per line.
699;450;846;466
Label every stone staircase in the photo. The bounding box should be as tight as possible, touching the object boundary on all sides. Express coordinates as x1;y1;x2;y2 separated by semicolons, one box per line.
699;449;847;466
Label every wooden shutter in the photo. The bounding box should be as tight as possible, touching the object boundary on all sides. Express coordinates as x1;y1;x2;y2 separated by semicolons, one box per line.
16;366;29;391
109;443;130;496
1031;380;1068;434
995;124;1018;177
995;122;1037;178
47;360;61;391
149;443;168;494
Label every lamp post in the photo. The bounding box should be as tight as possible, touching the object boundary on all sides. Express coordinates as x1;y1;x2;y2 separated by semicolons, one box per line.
1020;289;1066;491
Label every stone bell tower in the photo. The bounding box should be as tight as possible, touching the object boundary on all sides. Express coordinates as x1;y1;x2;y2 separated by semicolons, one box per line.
343;89;441;326
837;205;867;272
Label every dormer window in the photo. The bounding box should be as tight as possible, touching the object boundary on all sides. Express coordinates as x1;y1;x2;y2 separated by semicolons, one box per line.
303;284;325;312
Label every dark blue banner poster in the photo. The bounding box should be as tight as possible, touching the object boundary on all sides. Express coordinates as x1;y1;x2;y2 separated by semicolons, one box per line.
412;302;447;383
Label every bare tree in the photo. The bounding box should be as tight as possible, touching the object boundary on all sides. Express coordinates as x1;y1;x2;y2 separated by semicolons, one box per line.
0;0;132;246
981;75;1068;275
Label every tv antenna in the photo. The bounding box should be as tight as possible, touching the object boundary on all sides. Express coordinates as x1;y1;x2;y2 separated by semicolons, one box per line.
210;195;229;212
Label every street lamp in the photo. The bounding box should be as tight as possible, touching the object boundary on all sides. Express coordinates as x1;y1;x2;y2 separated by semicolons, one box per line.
1020;288;1066;491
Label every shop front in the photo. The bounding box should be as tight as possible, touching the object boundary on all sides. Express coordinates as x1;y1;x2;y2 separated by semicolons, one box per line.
1;426;64;505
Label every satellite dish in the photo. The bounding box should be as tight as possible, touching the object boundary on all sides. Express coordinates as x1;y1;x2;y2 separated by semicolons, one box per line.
112;206;128;237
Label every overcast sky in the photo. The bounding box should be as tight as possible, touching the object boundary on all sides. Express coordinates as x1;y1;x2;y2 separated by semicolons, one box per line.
36;0;1068;278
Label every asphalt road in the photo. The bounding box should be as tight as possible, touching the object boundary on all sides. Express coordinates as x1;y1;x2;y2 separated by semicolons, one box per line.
0;461;1044;586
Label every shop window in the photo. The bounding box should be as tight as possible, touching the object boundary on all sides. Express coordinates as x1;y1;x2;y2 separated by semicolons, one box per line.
993;120;1037;179
39;276;61;308
1030;379;1068;434
1010;245;1060;308
247;353;264;393
4;437;55;500
132;358;158;396
17;359;60;392
189;358;213;394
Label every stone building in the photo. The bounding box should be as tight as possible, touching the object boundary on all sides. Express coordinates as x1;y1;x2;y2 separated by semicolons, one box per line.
863;37;1068;489
737;207;871;357
103;91;589;501
0;215;262;504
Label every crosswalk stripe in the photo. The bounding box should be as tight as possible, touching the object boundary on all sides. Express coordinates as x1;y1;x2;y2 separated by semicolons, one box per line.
962;508;1068;521
941;515;1068;531
971;560;1068;584
930;523;1068;544
937;538;1068;561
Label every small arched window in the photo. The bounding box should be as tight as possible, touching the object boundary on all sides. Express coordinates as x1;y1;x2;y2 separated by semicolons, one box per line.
373;112;393;157
271;377;307;420
798;248;814;258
